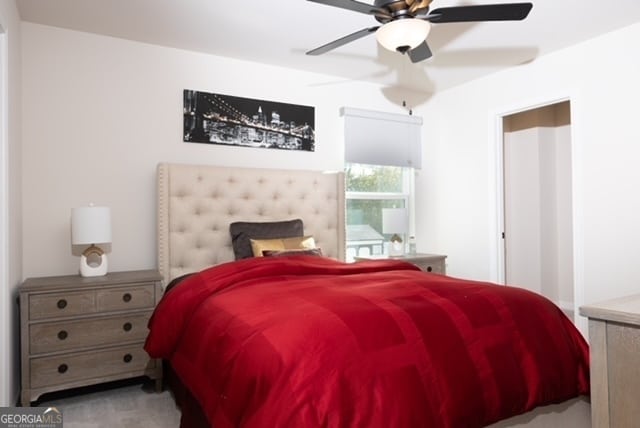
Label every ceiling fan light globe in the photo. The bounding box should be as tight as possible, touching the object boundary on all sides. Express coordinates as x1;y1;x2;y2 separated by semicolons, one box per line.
376;19;431;52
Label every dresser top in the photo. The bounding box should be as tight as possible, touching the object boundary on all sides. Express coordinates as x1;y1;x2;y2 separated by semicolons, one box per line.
21;269;163;292
579;293;640;326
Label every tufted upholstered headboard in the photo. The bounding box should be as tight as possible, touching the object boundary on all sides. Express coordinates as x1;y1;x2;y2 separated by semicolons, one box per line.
157;163;346;285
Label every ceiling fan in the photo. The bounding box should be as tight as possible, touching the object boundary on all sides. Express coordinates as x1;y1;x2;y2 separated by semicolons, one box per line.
305;0;533;63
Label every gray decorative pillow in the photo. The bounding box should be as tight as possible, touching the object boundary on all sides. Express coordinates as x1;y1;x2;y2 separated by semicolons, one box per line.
229;219;304;260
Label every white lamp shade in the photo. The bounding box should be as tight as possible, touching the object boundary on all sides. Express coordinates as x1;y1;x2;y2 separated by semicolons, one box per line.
382;208;408;235
71;206;112;245
376;19;431;52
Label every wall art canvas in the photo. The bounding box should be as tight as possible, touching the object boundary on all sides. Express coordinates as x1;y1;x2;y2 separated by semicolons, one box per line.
183;89;315;151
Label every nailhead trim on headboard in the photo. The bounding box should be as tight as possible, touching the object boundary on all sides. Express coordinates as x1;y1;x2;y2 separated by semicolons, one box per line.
157;163;346;284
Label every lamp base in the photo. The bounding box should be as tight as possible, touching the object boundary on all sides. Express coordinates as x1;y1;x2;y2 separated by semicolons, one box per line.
388;235;405;257
79;245;108;277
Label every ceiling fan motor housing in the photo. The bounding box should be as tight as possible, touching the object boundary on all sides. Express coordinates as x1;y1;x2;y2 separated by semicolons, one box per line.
373;0;433;23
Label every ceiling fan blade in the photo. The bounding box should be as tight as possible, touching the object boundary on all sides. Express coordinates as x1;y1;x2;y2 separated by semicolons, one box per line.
426;3;533;23
306;0;390;17
306;26;380;56
408;41;433;63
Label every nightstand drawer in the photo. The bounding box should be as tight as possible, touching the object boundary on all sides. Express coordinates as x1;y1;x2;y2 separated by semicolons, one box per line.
30;344;151;389
30;312;152;354
412;259;446;274
29;283;155;320
96;284;156;312
29;290;96;320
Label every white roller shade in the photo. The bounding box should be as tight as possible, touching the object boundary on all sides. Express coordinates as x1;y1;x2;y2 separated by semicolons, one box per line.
341;107;422;169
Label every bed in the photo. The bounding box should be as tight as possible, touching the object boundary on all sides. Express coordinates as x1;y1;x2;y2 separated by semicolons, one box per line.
145;162;591;428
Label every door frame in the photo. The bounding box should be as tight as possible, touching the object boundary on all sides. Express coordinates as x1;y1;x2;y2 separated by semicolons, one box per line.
0;24;9;406
488;92;587;335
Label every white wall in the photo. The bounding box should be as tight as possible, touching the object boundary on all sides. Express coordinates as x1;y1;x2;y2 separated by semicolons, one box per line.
415;23;640;333
0;0;22;407
21;23;417;278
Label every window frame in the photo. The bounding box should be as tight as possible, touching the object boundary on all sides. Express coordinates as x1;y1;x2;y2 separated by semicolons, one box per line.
345;164;415;260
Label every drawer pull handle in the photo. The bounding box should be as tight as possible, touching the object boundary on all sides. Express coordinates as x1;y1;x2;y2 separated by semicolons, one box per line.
123;322;132;332
123;354;133;363
122;293;132;303
57;299;67;309
58;364;68;374
426;266;433;272
57;330;68;340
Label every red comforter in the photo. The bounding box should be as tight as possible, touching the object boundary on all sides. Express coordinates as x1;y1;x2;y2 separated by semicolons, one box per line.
145;256;589;428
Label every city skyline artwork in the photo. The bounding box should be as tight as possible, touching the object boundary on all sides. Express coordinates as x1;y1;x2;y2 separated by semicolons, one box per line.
183;89;315;152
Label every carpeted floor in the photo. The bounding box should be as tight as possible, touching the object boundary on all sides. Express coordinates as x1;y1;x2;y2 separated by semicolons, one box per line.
34;378;182;428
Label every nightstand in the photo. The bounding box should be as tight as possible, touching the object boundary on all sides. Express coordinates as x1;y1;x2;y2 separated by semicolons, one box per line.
354;253;447;274
19;269;163;406
580;294;640;427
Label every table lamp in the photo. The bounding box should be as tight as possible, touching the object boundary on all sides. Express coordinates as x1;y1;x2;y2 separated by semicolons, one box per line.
71;205;111;277
382;208;407;257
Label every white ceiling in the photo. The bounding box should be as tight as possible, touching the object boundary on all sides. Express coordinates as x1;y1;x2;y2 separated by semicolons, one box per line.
16;0;640;96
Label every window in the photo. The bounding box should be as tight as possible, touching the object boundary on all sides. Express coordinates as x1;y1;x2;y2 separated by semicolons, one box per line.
341;107;421;261
345;163;414;261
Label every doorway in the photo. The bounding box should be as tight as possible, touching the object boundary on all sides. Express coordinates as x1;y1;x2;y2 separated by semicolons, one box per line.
502;101;574;319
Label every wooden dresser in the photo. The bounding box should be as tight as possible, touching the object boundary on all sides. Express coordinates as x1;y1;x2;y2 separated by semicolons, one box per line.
354;253;447;274
580;294;640;427
20;269;163;406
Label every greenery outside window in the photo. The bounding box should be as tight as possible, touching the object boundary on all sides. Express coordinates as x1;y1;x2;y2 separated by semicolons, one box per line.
345;163;414;261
